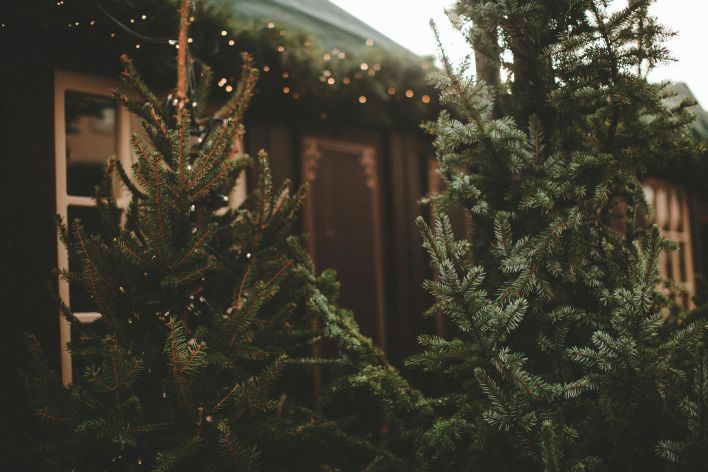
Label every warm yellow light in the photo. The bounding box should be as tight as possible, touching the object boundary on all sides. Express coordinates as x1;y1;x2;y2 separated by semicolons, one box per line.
263;65;270;72
267;22;275;29
221;30;227;36
421;95;431;104
277;46;285;53
225;85;233;93
327;78;335;85
323;53;331;61
360;63;368;71
228;39;235;46
358;96;367;104
282;71;289;78
387;87;396;95
337;52;346;59
343;78;351;85
135;44;141;49
282;86;290;94
405;89;414;98
373;64;381;71
367;69;375;77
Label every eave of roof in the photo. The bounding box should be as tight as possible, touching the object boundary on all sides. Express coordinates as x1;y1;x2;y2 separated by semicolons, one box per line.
207;0;418;59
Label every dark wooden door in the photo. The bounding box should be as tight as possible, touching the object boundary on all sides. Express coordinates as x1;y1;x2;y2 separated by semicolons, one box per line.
302;137;387;351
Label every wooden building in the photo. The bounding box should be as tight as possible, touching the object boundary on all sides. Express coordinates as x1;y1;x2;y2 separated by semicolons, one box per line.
1;2;707;460
0;0;438;447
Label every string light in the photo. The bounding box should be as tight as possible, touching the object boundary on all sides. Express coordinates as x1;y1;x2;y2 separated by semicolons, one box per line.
263;65;270;72
342;78;351;85
267;22;275;29
282;71;289;78
282;86;290;94
365;38;374;46
187;37;193;43
323;70;332;77
421;95;431;104
277;45;285;53
220;30;227;36
225;85;233;93
360;63;368;71
373;64;381;71
141;14;147;20
323;53;331;61
135;43;141;49
405;89;414;98
337;51;346;59
90;20;95;26
358;96;367;104
130;18;135;23
327;78;335;85
367;69;375;77
228;39;235;46
387;87;396;95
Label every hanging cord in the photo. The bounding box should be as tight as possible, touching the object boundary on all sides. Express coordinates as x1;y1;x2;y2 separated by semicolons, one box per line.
94;0;173;44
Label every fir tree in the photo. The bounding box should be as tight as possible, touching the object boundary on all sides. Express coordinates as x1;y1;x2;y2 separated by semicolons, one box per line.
23;2;428;470
411;0;707;469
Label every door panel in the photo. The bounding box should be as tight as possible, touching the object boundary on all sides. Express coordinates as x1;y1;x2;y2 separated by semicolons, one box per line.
302;137;387;351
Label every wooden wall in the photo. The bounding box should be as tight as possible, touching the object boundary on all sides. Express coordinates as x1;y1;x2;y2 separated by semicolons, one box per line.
0;39;60;465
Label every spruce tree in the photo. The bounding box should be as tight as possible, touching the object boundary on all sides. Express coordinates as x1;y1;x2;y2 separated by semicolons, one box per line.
23;3;429;470
410;0;708;469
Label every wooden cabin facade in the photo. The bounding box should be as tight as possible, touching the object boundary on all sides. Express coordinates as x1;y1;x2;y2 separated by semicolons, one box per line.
0;1;439;444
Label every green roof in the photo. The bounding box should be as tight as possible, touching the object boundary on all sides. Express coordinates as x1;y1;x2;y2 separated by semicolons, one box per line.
207;0;417;58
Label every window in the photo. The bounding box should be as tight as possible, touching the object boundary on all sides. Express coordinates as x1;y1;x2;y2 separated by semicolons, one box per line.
54;71;248;384
54;70;138;384
643;178;696;310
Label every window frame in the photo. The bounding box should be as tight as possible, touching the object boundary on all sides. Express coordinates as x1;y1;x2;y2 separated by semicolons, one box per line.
54;70;134;384
643;177;696;310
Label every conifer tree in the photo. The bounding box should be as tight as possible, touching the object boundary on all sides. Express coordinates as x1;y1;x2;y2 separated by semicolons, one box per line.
23;2;429;470
411;0;708;469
